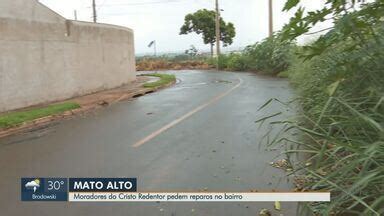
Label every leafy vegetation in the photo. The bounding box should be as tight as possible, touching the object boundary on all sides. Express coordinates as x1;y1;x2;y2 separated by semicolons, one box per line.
216;34;295;75
142;73;176;88
0;102;80;128
138;32;294;75
284;38;384;216
257;0;384;215
185;45;199;57
137;34;294;75
180;9;236;56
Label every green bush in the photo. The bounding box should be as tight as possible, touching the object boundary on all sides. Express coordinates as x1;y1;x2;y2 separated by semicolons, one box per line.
217;34;294;75
243;35;293;75
204;56;217;67
224;53;249;71
217;54;229;69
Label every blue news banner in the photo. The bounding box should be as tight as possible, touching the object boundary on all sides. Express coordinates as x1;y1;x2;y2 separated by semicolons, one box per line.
21;178;137;201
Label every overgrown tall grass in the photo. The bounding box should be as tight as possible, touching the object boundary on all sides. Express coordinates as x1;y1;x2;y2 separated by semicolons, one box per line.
260;29;384;215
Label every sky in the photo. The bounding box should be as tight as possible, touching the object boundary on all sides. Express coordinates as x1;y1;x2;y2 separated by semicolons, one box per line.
39;0;328;55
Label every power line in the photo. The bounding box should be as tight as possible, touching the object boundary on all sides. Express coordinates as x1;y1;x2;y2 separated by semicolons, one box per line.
88;0;190;19
90;0;186;8
97;0;107;8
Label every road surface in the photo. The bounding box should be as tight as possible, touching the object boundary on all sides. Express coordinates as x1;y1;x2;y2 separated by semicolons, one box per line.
0;70;297;216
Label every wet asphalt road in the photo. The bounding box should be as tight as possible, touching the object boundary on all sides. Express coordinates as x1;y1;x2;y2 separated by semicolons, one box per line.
0;70;297;216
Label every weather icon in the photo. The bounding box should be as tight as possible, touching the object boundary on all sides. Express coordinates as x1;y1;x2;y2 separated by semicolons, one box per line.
25;179;40;193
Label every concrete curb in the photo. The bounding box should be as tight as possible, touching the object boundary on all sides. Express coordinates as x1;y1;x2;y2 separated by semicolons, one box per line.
0;78;176;139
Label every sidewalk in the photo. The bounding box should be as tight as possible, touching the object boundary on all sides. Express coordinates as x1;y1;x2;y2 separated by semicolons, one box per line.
0;75;173;139
70;76;157;109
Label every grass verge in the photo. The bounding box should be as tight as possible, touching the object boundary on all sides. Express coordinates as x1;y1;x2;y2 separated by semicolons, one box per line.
0;102;80;128
143;73;176;88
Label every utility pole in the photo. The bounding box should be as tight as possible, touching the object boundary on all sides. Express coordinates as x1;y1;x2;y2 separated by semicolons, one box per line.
154;41;157;57
148;40;157;57
215;0;221;70
74;10;78;20
92;0;97;23
268;0;273;37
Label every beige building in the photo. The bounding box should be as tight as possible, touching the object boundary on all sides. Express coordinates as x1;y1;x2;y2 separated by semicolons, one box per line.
0;0;136;112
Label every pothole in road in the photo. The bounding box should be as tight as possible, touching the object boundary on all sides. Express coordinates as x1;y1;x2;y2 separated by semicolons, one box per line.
213;80;232;84
170;81;208;90
132;93;145;98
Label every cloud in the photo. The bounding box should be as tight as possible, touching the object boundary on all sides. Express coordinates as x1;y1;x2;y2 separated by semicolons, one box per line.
25;180;40;188
39;0;327;54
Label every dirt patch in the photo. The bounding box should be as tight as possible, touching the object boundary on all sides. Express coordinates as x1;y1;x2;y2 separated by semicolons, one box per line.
136;60;214;71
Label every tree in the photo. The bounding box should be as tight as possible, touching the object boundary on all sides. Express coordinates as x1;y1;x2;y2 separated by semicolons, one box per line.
180;9;236;56
185;45;198;57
